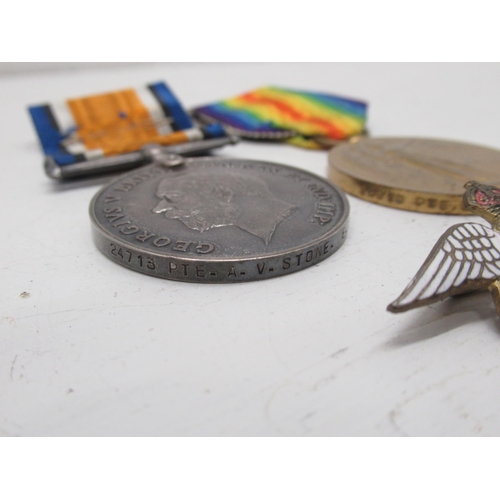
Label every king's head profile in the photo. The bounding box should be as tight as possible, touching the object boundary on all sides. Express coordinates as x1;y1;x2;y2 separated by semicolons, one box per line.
152;170;297;244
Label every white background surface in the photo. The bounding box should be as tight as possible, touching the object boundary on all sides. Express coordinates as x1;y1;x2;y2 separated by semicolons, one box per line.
2;62;500;437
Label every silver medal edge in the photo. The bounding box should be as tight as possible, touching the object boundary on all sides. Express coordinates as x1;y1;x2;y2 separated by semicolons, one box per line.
88;160;350;283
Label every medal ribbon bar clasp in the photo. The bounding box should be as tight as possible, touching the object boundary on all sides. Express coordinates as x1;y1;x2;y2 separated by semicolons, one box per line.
28;81;238;180
44;135;239;180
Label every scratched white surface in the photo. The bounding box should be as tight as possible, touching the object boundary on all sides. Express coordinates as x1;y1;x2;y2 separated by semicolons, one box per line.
2;63;500;436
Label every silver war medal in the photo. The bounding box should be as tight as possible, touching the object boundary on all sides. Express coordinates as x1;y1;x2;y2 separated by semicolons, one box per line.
89;156;349;283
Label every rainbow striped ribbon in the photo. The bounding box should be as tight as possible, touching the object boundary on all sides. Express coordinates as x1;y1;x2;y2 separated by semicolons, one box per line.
192;86;368;149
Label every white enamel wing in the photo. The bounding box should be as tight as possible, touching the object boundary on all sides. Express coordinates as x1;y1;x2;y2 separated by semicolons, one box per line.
388;222;500;312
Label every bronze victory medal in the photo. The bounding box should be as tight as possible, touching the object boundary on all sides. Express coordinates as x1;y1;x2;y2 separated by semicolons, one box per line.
328;137;500;214
89;157;349;283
